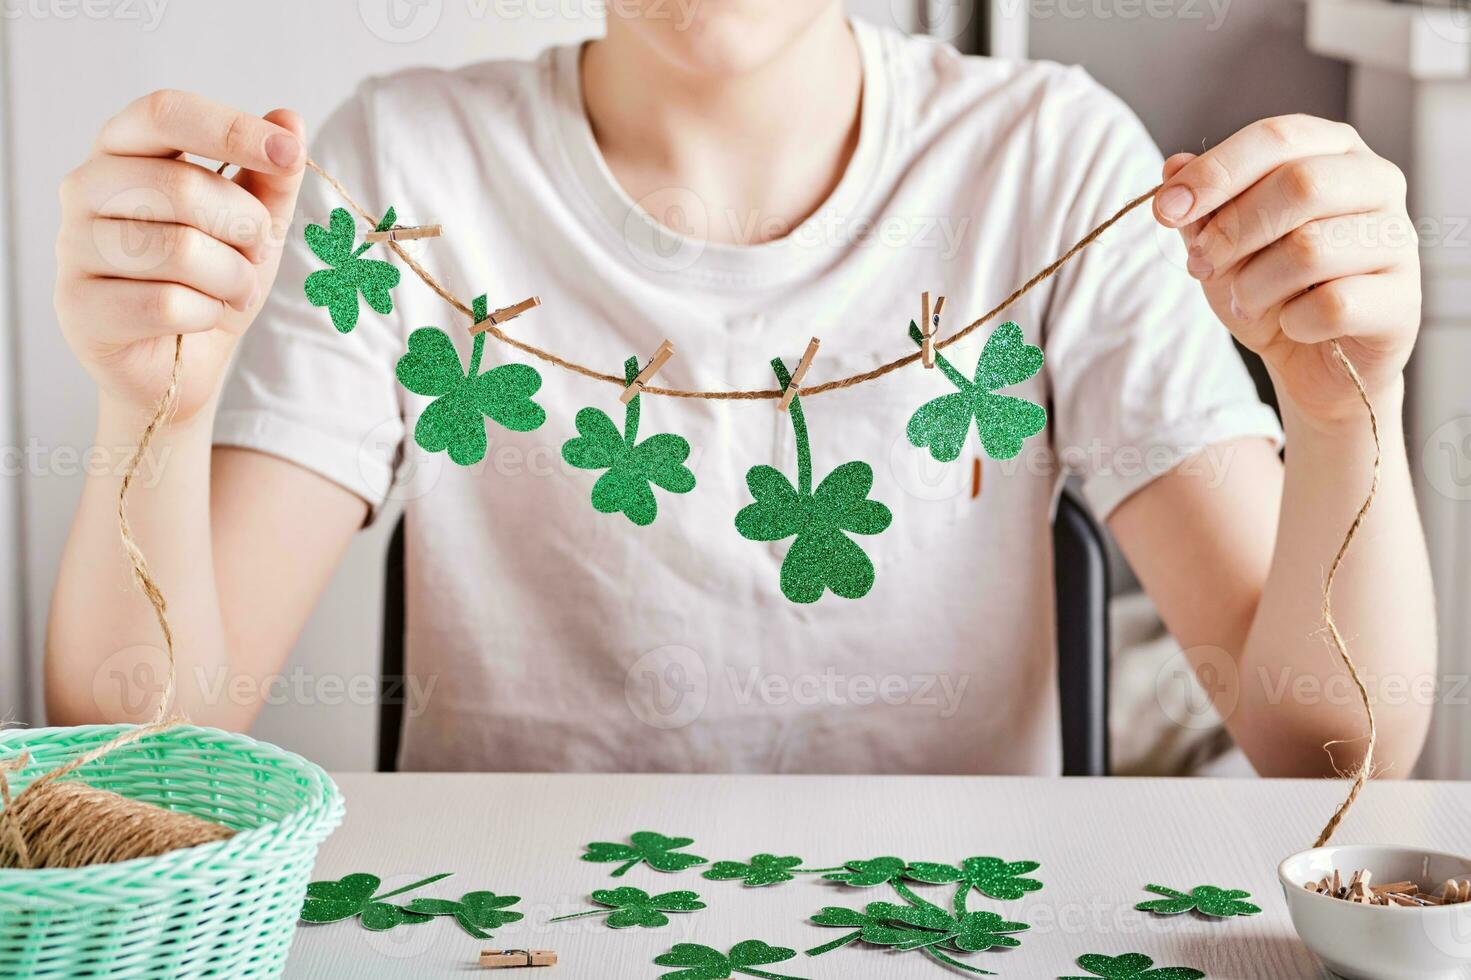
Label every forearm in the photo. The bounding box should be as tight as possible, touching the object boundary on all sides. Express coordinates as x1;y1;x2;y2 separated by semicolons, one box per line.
1236;376;1435;777
45;395;239;727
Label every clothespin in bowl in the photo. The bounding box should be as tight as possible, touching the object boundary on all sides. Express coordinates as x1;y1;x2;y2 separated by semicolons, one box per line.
365;223;443;243
778;337;822;412
468;294;542;335
479;949;557;969
620;340;676;404
920;291;945;369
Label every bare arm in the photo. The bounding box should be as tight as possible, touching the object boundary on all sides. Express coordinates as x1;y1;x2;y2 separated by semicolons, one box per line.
1110;115;1435;778
46;91;367;728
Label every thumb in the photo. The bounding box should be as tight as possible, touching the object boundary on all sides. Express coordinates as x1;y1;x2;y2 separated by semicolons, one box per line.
237;108;307;242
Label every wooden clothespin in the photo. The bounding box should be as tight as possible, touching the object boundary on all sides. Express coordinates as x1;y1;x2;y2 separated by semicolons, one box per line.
365;223;443;243
620;340;675;404
778;337;821;412
920;292;946;369
468;296;542;335
479;949;557;969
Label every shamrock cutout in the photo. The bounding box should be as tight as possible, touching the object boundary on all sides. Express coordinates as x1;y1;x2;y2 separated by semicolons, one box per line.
736;358;892;603
304;206;401;334
1062;952;1205;980
823;857;909;887
581;831;708;877
562;356;696;525
396;322;545;465
654;940;809;980
402;890;524;939
704;854;833;887
299;872;451;932
907;856;1044;901
861;901;1028;954
549;886;706;929
805;904;894;957
905;320;1047;462
1135;884;1261;918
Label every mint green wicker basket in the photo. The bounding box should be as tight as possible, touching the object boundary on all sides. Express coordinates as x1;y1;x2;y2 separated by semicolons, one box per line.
0;724;343;979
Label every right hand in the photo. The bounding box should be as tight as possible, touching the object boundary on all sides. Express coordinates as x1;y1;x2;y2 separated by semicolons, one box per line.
56;90;307;422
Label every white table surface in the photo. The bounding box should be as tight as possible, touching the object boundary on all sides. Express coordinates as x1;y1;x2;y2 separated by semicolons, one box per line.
283;774;1471;979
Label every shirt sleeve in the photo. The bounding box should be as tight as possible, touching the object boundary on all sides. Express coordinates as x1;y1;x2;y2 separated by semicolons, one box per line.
1033;66;1283;520
214;79;405;523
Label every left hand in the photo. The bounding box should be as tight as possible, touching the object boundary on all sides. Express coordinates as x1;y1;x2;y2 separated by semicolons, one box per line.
1153;114;1419;425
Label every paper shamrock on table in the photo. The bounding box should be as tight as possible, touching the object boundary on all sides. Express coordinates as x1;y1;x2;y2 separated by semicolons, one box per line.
395;296;546;465
703;854;842;887
305;206;402;334
561;356;695;525
823;857;910;887
735;358;892;604
1135;884;1261;918
299;872;450;931
907;856;1044;901
1062;953;1205;979
402;890;523;939
580;831;707;877
905;320;1046;462
655;940;809;980
549;886;705;929
807;888;1027;976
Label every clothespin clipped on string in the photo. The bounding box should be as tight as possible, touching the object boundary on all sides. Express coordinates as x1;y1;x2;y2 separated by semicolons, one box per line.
778;337;822;412
365;223;443;243
468;294;542;335
479;949;557;969
920;291;946;369
620;339;676;404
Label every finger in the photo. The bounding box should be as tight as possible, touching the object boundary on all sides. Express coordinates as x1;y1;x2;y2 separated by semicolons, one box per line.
73;218;257;312
59;278;226;344
1188;152;1405;282
60;156;273;262
236;108;308;229
1229;215;1406;321
1154;114;1363;228
96;90;303;175
1277;272;1411;345
1162;152;1211;244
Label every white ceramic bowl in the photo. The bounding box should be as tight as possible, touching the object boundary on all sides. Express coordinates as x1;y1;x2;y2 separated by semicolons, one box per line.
1279;844;1471;980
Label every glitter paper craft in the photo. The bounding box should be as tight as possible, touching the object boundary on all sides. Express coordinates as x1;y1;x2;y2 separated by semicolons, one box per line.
1061;953;1206;979
402;890;524;939
299;872;451;932
395;315;546;465
1135;884;1261;918
906;857;1044;901
561;356;696;525
822;857;911;887
735;358;892;604
806;890;1027;976
548;886;706;929
654;940;810;980
905;320;1047;462
580;831;708;876
304;206;401;333
702;854;844;887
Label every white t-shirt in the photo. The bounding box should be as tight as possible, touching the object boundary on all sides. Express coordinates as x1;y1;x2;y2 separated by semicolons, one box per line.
216;19;1281;774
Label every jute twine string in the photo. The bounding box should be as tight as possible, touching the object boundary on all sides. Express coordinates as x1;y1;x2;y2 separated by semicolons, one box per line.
0;336;234;869
310;157;1383;844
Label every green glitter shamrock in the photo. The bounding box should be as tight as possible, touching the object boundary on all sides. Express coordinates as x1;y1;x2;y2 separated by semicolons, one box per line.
561;356;696;525
402;890;523;939
581;831;708;877
395;298;545;466
805;904;893;957
735;358;892;604
304;206;401;334
548;887;706;929
806;889;1026;976
1062;953;1205;980
703;854;843;888
905;320;1047;462
299;872;450;931
1135;884;1261;918
823;857;910;887
906;857;1044;901
654;940;810;980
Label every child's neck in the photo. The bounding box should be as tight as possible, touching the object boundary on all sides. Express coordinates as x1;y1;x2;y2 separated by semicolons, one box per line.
581;9;862;247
